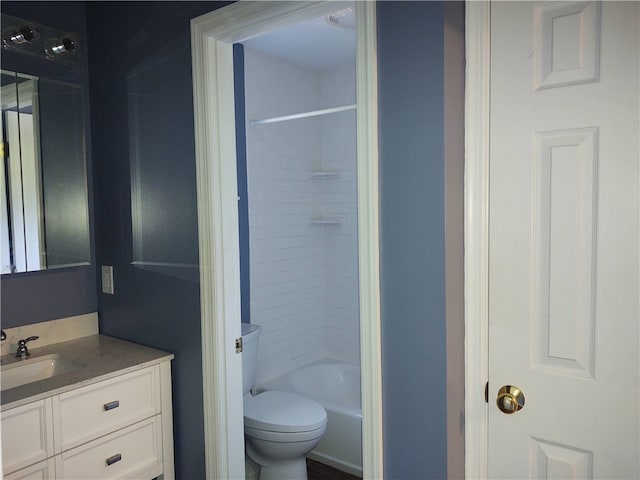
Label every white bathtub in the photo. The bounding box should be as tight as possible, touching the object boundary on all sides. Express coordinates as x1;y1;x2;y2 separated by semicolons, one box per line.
256;361;363;477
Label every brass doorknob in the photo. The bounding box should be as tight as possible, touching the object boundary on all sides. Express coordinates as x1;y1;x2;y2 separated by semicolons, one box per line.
496;385;525;414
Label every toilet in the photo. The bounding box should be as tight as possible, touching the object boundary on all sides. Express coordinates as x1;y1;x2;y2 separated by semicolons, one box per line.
241;323;327;480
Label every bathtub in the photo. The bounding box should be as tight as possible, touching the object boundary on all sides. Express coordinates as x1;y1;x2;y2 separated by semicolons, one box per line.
256;361;362;476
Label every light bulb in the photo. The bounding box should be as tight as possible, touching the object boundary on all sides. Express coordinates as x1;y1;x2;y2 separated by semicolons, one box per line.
2;21;39;48
44;34;79;59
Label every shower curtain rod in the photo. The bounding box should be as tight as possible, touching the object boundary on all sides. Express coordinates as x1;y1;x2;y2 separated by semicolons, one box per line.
249;104;356;127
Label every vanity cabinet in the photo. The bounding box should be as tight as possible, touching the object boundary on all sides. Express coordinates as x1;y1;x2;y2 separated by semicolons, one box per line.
1;399;54;475
5;459;55;480
1;362;173;480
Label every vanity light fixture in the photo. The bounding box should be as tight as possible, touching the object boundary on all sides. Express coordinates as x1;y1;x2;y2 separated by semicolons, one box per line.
1;13;80;64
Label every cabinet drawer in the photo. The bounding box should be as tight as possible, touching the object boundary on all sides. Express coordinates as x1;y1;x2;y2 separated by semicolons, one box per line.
1;398;54;476
55;416;163;480
53;366;160;452
4;459;55;480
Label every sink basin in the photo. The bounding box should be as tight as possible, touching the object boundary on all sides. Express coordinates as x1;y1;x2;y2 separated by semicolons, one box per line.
1;354;81;391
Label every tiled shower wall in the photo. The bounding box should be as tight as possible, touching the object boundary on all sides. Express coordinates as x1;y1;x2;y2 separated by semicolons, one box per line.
321;65;359;365
244;47;359;383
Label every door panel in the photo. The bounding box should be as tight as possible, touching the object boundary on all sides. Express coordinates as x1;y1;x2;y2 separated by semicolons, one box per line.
489;2;639;478
531;127;598;379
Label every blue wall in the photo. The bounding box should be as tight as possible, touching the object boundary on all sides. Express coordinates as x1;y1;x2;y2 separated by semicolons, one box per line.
0;1;97;328
234;44;251;324
378;2;449;478
85;2;230;478
88;1;455;478
3;1;458;478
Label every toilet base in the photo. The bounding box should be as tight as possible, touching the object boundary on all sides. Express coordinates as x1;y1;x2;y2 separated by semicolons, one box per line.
245;427;325;480
254;457;308;480
245;455;260;480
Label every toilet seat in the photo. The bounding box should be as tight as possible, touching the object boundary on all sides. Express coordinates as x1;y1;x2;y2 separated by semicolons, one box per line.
244;391;327;433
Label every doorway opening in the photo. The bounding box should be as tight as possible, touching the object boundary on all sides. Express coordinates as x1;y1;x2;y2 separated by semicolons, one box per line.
239;10;361;475
191;2;381;478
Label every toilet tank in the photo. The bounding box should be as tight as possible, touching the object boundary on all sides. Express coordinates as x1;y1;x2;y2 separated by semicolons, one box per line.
241;323;261;395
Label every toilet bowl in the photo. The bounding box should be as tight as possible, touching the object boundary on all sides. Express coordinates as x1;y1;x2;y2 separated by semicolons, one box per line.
244;390;327;479
241;324;327;480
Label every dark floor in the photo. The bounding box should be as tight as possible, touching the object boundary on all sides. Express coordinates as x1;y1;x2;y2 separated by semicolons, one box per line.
307;459;361;480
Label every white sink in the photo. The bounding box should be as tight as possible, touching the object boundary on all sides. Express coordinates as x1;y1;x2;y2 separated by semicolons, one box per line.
1;354;81;391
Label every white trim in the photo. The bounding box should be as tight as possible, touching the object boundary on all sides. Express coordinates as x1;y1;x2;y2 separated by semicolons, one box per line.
464;2;491;480
191;16;243;479
159;360;175;480
355;2;383;478
191;2;382;479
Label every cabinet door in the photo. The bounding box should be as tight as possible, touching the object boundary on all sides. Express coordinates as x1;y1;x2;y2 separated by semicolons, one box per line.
4;459;55;480
1;398;54;475
53;366;160;452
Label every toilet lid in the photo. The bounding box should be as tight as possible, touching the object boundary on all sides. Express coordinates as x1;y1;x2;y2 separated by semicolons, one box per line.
244;391;327;433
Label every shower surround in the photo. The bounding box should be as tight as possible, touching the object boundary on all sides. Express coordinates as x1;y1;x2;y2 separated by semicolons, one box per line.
244;47;359;384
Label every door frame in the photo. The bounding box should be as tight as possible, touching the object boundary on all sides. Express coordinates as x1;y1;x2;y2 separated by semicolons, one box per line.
191;2;382;478
464;2;490;479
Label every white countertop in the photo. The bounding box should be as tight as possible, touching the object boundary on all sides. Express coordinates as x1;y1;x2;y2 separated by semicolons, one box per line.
1;335;174;410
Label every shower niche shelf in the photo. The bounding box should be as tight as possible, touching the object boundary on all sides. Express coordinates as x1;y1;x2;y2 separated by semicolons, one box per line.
310;170;340;179
309;215;343;226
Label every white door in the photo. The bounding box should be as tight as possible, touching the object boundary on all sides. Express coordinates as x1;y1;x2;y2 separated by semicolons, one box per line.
489;2;639;478
5;111;44;272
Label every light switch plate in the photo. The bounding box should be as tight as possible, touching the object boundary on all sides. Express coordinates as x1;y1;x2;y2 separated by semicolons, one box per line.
101;265;114;294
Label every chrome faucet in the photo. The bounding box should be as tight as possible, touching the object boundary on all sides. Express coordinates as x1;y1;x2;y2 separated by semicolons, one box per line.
15;336;39;359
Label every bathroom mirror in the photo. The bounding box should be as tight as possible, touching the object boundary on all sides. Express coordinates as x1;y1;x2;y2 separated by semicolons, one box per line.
1;69;90;273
